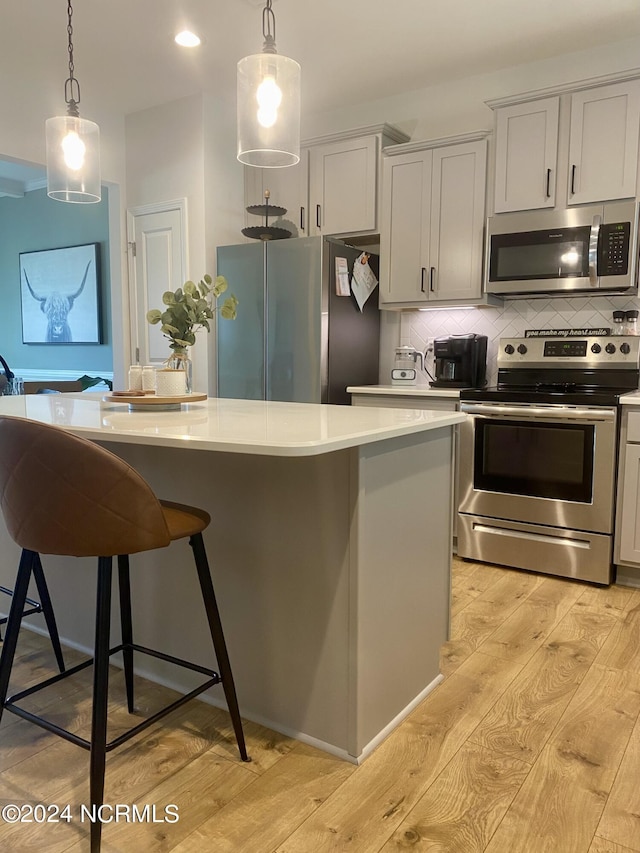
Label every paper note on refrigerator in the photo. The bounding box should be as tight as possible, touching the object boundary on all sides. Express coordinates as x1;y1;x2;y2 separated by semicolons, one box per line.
335;257;351;296
351;253;378;312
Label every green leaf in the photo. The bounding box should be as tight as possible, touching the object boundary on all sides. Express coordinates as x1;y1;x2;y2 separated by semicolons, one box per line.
146;309;162;324
183;280;197;296
203;274;212;285
213;275;228;296
162;291;176;305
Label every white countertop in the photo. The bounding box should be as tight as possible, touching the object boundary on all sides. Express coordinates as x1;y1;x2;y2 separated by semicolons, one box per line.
620;390;640;405
0;393;465;457
347;384;461;399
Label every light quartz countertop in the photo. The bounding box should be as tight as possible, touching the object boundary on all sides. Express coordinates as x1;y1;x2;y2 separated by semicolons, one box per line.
347;384;461;399
620;391;640;405
0;393;464;457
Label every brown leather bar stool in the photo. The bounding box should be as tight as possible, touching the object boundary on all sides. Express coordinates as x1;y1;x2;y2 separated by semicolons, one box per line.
0;551;66;673
0;416;249;852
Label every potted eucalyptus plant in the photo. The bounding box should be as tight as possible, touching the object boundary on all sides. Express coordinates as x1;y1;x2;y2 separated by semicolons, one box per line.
146;274;238;393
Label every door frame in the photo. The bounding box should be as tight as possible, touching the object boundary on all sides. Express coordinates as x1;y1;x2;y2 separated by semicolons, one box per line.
126;198;188;366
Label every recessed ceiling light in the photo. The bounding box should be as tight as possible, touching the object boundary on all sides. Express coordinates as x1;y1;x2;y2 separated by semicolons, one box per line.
175;30;201;48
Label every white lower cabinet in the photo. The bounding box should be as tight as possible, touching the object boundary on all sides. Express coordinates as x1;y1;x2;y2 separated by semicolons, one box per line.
616;410;640;567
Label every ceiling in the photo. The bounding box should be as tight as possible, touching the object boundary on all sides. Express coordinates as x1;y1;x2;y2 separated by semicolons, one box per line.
2;0;640;195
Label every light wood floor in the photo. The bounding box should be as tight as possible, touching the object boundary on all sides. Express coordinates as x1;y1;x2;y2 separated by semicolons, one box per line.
1;557;640;852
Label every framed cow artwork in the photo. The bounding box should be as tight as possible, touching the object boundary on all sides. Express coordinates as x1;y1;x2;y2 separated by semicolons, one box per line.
20;243;101;345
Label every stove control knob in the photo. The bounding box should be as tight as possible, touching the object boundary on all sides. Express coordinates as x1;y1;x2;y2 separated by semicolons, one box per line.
517;344;527;355
504;344;515;354
591;343;602;354
605;343;616;354
621;342;631;354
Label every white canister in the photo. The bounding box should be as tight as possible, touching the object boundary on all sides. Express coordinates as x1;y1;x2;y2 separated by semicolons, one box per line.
128;365;143;391
142;365;157;392
155;368;186;397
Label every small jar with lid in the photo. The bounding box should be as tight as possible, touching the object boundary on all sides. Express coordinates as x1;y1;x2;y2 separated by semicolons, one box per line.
613;310;626;335
625;309;639;336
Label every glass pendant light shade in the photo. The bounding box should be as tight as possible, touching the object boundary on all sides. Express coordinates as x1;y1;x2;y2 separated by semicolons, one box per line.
237;52;301;167
46;114;101;203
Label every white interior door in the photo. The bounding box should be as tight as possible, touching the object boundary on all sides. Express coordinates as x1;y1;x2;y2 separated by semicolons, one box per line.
127;200;187;367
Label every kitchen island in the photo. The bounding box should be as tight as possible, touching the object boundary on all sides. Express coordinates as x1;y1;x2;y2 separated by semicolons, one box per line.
0;394;464;762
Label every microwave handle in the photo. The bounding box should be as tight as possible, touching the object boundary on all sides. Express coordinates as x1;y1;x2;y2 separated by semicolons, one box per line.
589;215;601;285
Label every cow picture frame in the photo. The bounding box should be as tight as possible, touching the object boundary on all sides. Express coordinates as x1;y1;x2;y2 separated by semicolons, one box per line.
20;243;101;345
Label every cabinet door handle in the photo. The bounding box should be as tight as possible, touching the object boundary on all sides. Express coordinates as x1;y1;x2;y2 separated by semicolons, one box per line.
546;168;552;198
421;267;426;292
430;267;435;292
300;207;305;232
316;204;321;229
570;164;577;195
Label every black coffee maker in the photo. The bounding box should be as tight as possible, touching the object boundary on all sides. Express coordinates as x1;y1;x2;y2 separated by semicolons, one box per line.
430;333;488;388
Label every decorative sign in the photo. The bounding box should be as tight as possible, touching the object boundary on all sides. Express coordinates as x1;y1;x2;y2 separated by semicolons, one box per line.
524;327;611;338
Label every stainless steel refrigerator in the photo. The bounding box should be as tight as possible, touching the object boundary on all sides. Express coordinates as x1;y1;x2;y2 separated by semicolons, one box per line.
216;236;380;404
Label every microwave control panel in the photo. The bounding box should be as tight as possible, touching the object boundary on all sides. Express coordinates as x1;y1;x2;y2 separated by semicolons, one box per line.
598;222;630;276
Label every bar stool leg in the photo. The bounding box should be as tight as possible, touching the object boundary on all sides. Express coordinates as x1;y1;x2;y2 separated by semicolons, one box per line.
117;555;134;713
32;553;65;673
189;533;249;762
90;557;112;853
0;550;34;724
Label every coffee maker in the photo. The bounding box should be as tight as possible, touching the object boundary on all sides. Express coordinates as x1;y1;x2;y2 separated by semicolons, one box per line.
430;334;488;388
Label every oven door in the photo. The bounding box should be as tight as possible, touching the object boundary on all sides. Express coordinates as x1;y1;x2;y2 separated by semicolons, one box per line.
458;402;617;534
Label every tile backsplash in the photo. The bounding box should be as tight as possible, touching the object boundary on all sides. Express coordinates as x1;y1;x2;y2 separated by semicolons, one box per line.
400;294;640;387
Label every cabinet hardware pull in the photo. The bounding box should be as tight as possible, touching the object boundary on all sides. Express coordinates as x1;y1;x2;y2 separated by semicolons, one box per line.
316;204;321;229
546;168;551;198
300;207;305;231
421;267;426;292
430;267;435;292
571;164;577;195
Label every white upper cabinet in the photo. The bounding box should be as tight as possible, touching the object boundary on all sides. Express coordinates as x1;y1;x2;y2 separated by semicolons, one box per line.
243;125;409;241
493;97;559;213
379;134;488;307
491;78;640;213
567;80;640;206
309;135;378;236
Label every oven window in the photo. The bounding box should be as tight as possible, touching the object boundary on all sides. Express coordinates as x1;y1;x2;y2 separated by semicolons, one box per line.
474;419;594;502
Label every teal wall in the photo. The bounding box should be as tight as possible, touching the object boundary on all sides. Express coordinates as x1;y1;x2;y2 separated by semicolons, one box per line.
0;187;112;372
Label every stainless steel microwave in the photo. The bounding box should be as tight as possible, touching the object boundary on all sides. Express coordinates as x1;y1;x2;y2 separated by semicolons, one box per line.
485;200;639;297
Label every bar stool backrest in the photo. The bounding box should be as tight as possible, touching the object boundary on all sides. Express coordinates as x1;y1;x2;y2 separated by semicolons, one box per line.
0;416;171;557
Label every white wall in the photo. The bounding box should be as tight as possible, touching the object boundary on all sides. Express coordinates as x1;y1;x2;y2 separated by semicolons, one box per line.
125;94;208;389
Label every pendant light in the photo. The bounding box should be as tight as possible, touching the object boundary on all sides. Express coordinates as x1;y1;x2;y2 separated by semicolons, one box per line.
237;0;301;168
46;0;101;203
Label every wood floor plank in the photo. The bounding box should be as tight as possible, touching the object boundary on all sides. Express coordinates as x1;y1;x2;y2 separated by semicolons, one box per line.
440;571;543;674
378;742;530;852
271;652;524;853
469;607;616;763
478;576;585;663
596;715;640;852
168;744;354;853
575;584;639;619
589;837;640;853
594;599;640;673
484;665;640;853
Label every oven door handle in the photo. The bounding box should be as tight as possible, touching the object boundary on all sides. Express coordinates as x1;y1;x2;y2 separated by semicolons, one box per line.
460;403;616;422
589;215;601;285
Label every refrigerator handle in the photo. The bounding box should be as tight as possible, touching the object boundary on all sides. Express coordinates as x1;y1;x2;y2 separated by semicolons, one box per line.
300;206;305;232
316;204;321;229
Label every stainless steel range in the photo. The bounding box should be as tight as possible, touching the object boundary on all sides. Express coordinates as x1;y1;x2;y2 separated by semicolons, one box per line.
458;334;640;585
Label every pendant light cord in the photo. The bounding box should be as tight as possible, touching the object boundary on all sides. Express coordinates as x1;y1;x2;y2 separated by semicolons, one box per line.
64;0;81;116
262;0;277;53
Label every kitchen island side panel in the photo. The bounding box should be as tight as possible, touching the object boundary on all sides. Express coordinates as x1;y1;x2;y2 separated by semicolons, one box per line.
350;428;453;757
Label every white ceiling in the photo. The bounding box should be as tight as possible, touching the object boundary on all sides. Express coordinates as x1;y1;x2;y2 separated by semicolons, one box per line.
2;0;640;194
